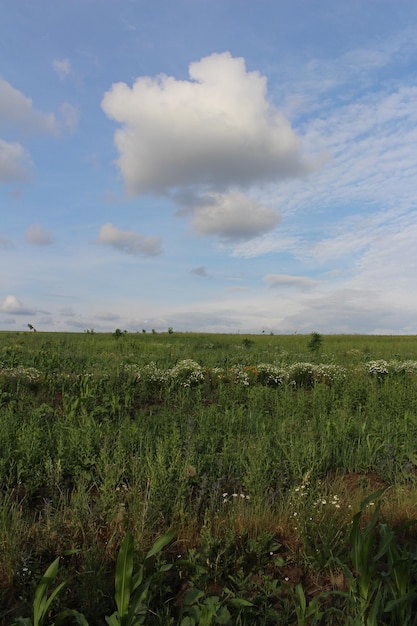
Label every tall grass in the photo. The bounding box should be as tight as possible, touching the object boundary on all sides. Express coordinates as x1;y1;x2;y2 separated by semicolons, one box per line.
1;331;417;623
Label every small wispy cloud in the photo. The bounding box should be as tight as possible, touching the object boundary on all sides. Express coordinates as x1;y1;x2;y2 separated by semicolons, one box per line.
95;312;121;321
0;139;32;183
59;102;79;133
263;274;318;289
0;77;57;135
59;307;76;317
0;77;59;184
52;58;71;80
96;223;162;256
25;224;54;246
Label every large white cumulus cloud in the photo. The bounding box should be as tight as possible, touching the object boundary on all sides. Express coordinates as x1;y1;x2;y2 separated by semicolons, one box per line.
191;191;279;241
101;52;312;196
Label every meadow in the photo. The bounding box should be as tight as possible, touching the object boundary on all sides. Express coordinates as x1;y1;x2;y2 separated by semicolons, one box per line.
1;330;417;625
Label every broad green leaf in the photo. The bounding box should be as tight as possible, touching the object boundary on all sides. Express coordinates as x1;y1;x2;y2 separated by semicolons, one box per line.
105;613;120;626
229;597;254;607
384;591;417;613
127;582;150;622
145;528;175;560
295;583;307;614
359;489;386;513
131;566;144;593
366;586;383;626
373;523;396;561
216;606;231;625
114;533;134;619
159;562;173;572
33;558;63;626
40;580;67;622
184;588;205;606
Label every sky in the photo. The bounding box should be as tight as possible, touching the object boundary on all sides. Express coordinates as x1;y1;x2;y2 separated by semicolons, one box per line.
2;0;417;335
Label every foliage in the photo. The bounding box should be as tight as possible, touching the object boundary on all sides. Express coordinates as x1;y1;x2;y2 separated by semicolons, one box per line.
307;332;322;355
11;557;86;626
2;331;417;623
105;530;175;626
332;490;417;626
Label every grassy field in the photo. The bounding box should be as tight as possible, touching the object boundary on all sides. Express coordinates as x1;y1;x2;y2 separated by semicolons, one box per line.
1;330;417;624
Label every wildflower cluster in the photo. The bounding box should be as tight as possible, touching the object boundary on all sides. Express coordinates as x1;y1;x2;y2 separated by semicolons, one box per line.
118;357;417;392
257;363;287;387
313;363;346;384
366;360;389;376
211;366;227;380
288;362;315;387
288;362;346;387
169;359;205;388
230;365;250;386
0;365;42;384
136;361;170;385
386;360;417;375
365;359;417;378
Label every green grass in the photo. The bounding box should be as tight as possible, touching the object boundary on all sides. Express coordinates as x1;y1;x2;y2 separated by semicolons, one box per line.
1;330;417;624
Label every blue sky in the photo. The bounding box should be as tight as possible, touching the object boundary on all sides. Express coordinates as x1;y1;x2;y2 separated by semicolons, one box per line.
2;0;417;334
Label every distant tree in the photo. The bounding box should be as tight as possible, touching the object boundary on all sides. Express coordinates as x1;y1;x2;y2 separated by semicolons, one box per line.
168;327;174;334
308;331;322;355
151;329;156;334
142;329;146;334
113;328;123;339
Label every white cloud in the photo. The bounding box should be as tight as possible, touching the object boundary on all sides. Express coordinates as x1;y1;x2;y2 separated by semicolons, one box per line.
232;232;301;258
25;224;54;246
0;139;32;182
52;58;71;80
0;77;57;135
96;223;162;256
190;191;279;241
59;103;79;133
0;77;70;184
233;44;417;266
0;295;35;315
266;85;417;225
101;52;315;196
263;274;318;289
